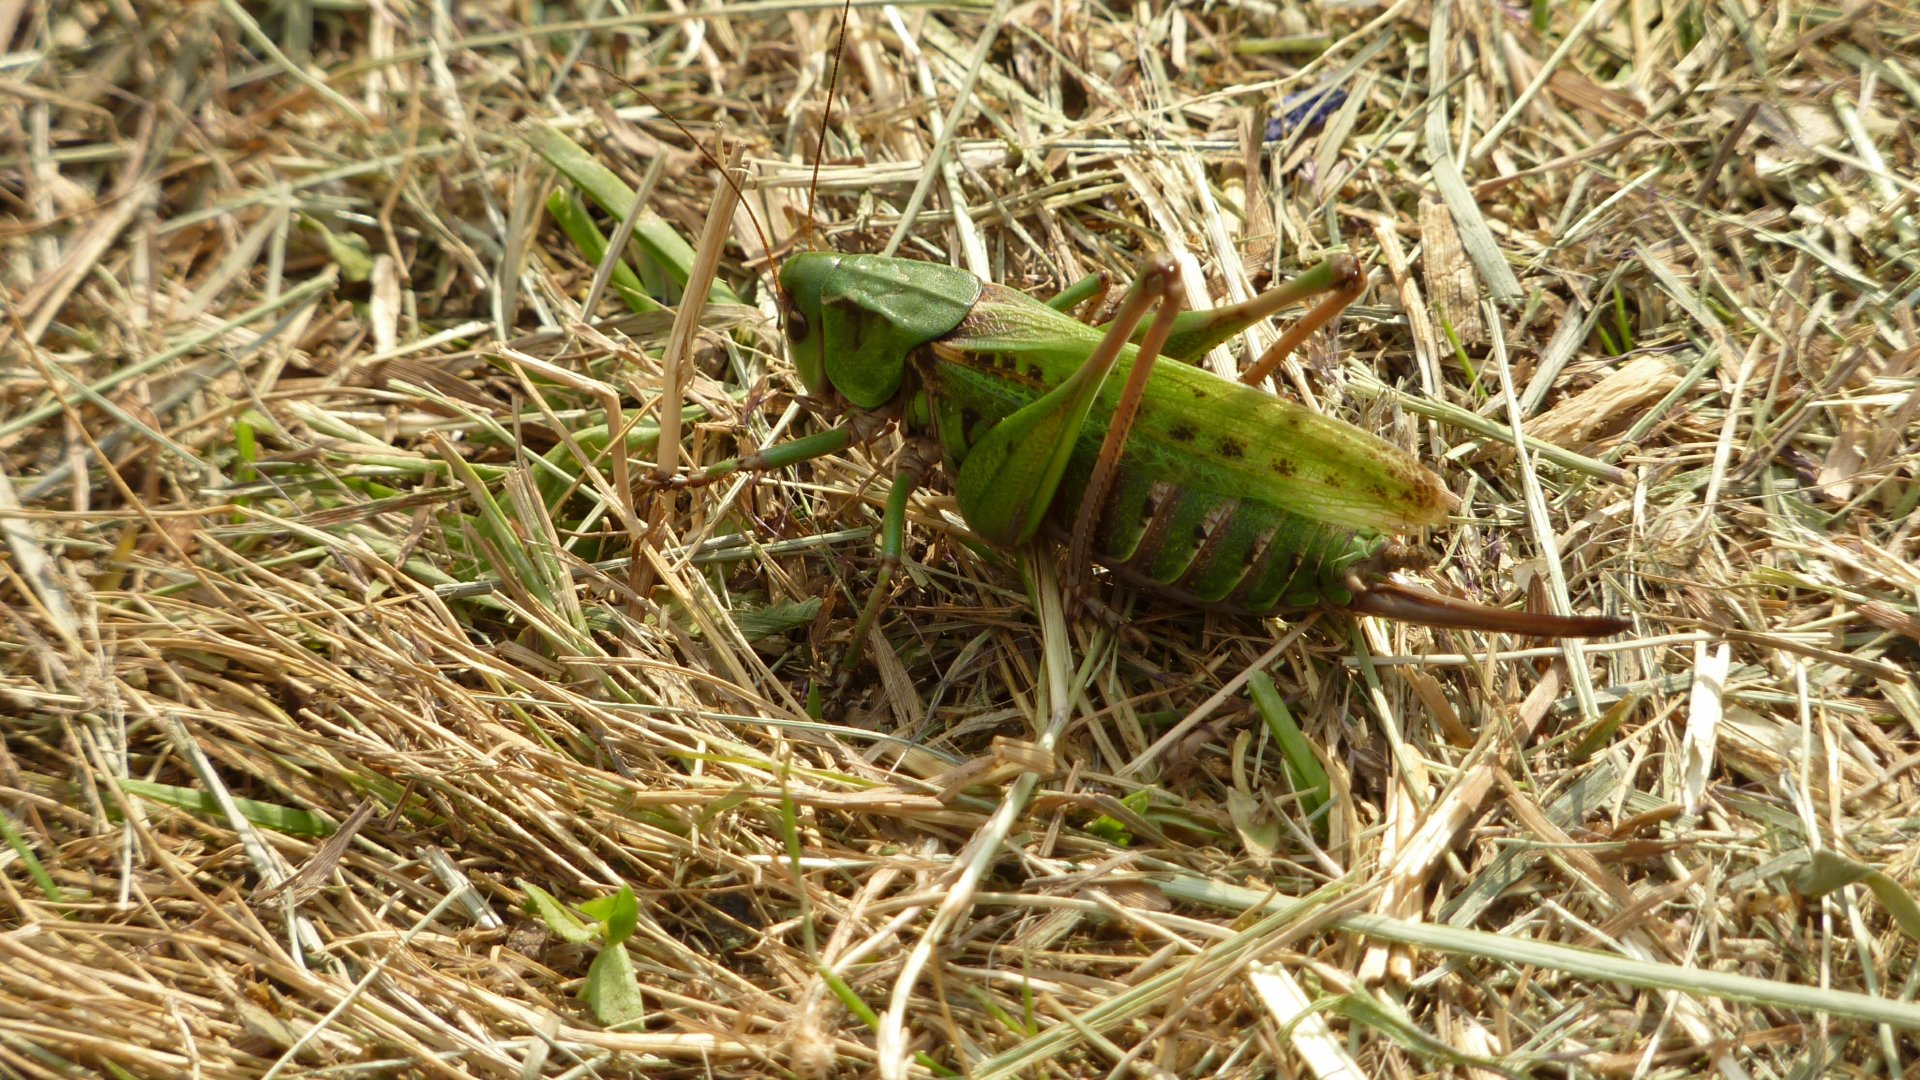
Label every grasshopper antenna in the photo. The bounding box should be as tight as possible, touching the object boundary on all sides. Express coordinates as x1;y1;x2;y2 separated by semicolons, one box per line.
582;62;783;303
584;0;851;303
801;0;855;249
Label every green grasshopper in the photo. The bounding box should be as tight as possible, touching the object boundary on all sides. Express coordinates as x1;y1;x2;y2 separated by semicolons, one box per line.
666;244;1626;691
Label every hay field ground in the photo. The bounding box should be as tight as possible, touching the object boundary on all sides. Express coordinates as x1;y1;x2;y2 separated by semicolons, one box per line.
4;0;1920;1076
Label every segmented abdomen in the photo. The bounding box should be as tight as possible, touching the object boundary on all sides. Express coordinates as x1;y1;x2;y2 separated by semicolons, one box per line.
926;356;1387;615
1047;448;1383;614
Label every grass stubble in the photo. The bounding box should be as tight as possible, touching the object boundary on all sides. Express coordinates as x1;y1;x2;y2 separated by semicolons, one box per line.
3;1;1919;1076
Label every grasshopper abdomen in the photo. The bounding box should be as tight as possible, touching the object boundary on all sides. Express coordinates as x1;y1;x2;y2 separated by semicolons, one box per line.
1071;478;1380;616
932;340;1389;618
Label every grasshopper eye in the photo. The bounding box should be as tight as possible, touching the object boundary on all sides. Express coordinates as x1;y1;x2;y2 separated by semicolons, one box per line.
785;310;809;344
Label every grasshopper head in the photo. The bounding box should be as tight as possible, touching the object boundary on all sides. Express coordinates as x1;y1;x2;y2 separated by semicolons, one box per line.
776;252;843;397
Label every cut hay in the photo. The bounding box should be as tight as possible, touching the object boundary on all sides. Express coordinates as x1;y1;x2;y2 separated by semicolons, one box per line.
4;2;1919;1076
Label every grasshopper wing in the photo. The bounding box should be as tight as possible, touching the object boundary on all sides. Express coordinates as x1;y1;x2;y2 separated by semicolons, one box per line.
1142;362;1457;533
936;289;1455;535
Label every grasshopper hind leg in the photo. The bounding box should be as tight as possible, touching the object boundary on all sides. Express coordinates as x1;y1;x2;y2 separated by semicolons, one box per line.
1063;256;1188;602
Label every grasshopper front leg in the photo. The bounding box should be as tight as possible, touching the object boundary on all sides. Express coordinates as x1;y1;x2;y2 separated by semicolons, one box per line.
828;447;936;704
647;413;918;709
655;427;855;491
652;405;894;492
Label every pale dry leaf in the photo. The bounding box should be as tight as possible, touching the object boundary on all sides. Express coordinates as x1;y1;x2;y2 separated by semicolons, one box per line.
1527;354;1681;448
1682;641;1732;814
1419;198;1484;347
1817;408;1869;499
370;253;401;356
1248;964;1366;1080
1718;704;1890;808
1857;601;1920;644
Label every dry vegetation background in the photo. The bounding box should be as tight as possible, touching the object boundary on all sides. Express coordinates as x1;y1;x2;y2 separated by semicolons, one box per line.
5;0;1920;1076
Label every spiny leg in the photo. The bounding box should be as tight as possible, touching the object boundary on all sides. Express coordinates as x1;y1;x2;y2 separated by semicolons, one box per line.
1121;253;1366;369
656;420;944;705
1238;255;1367;386
1064;256;1186;597
654;426;858;490
1347;578;1630;638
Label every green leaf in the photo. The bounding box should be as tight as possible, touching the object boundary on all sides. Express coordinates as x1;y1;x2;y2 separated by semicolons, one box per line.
521;880;598;944
524;123;741;307
578;884;641;945
1086;789;1156;846
733;597;823;640
1326;987;1515;1073
0;809;63;900
1799;851;1920;943
1568;693;1639;761
1249;673;1328;822
233;417;258;485
545;189;663;314
1085;814;1132;846
117;779;334;838
603;885;640;946
1227;786;1281;858
298;215;375;282
582;942;647;1026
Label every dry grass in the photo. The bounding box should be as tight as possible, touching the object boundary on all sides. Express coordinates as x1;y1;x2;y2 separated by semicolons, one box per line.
5;0;1920;1076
